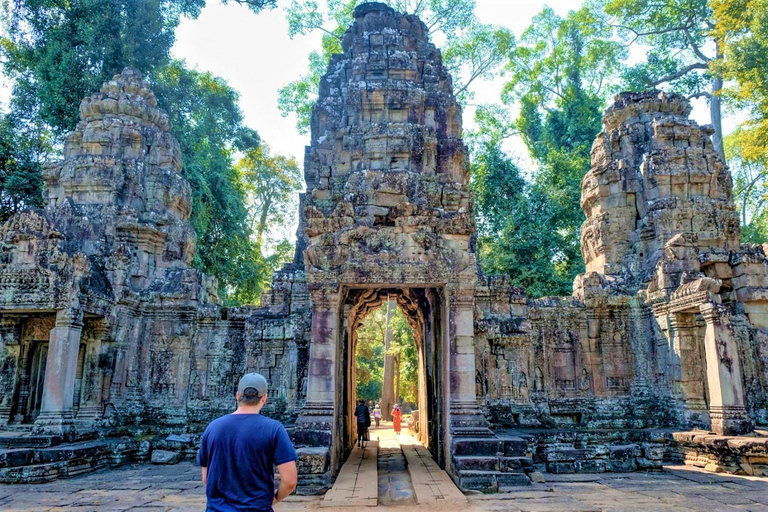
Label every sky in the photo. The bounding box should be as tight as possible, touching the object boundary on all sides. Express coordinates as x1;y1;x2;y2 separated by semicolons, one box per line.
171;0;664;167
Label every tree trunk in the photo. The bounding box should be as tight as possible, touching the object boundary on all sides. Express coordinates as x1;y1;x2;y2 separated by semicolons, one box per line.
711;41;726;162
381;299;396;421
711;74;725;162
395;354;401;408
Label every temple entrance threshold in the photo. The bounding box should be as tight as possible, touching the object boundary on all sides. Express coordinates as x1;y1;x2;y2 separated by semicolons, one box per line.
321;426;466;507
339;288;446;468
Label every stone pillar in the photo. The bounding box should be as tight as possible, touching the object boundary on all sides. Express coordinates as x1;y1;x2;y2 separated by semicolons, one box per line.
669;313;709;413
294;287;340;446
447;286;490;435
699;303;752;435
76;319;108;424
0;318;21;425
35;309;84;435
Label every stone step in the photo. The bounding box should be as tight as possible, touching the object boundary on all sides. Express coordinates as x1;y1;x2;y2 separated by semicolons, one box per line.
457;470;531;492
0;438;149;483
0;460;68;484
0;433;62;449
452;436;528;457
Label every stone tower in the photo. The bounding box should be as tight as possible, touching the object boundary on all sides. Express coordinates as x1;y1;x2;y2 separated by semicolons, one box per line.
295;1;485;476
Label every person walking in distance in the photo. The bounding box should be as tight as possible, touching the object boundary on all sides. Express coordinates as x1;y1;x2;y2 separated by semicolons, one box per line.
392;404;402;435
373;404;382;428
354;399;371;448
197;373;298;511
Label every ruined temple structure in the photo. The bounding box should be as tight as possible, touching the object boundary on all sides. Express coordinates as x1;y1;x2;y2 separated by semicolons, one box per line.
1;1;768;490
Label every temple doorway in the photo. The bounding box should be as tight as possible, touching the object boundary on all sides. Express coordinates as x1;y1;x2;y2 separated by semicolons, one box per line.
338;288;447;467
26;341;48;423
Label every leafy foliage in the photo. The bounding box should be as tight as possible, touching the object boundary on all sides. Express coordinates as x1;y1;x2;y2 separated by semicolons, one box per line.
482;4;623;297
355;302;418;404
0;1;282;304
0;113;49;220
713;0;768;243
604;0;725;158
152;61;280;305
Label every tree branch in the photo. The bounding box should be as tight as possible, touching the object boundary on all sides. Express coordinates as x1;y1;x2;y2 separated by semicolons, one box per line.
648;62;708;87
683;27;711;62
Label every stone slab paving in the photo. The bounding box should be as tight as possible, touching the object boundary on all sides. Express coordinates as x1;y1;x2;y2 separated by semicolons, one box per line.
321;440;379;508
399;441;466;504
377;431;416;506
0;459;767;511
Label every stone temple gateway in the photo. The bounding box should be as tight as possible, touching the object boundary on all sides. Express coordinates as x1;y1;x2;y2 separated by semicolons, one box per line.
1;2;767;490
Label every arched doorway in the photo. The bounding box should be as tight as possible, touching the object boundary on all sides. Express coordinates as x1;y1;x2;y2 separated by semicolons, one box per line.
337;288;446;467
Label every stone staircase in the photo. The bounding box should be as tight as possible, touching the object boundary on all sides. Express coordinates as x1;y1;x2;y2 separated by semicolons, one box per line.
452;436;534;491
0;437;150;483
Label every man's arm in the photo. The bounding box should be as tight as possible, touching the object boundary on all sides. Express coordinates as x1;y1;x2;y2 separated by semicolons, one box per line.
201;466;207;485
273;461;298;505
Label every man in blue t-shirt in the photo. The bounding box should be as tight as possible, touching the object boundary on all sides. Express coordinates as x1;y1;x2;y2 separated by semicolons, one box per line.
197;373;298;511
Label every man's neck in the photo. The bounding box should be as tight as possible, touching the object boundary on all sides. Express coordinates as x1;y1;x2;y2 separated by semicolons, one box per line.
234;405;263;414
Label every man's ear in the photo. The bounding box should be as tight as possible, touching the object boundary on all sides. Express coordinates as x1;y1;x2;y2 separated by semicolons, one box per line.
261;393;268;406
235;391;240;401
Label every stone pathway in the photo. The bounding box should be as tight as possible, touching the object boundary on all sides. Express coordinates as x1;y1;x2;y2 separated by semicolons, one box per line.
377;432;416;506
321;440;379;507
1;438;768;511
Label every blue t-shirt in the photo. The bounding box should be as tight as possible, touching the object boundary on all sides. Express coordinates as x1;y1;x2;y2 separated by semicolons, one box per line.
197;413;298;511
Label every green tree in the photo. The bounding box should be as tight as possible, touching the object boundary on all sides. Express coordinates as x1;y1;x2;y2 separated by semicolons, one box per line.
356;305;386;403
279;0;510;132
237;144;302;248
1;1;278;304
152;61;271;305
605;0;726;159
713;0;768;205
725;127;768;243
471;144;575;296
492;4;624;296
0;113;50;220
355;301;418;406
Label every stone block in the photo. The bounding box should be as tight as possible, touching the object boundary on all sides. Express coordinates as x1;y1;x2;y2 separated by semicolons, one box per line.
500;456;533;473
150;450;180;465
574;459;606;473
609;444;640;460
636;457;663;470
497;473;531;490
454;456;499;472
458;471;498;492
546;462;575;474
502;437;528;457
297;447;329;474
606;459;637;472
642;443;665;460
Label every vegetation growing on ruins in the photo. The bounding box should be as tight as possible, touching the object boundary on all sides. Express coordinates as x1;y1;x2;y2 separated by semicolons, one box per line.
1;0;768;300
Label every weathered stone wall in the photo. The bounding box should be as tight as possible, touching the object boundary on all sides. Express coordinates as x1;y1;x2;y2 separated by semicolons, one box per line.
0;69;309;436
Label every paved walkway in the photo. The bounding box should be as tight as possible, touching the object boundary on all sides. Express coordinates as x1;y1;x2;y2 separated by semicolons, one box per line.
1;433;768;511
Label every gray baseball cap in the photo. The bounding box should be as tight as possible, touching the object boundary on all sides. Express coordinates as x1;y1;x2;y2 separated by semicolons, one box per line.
237;372;268;397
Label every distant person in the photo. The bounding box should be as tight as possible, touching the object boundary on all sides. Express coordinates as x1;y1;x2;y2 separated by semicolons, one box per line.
197;373;298;511
354;399;371;447
373;404;382;428
392;404;403;435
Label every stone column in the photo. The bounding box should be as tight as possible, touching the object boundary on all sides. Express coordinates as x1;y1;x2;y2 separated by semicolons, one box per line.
447;286;490;435
669;313;708;412
699;303;752;435
76;319;108;424
294;286;340;446
35;308;84;435
0;318;21;425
